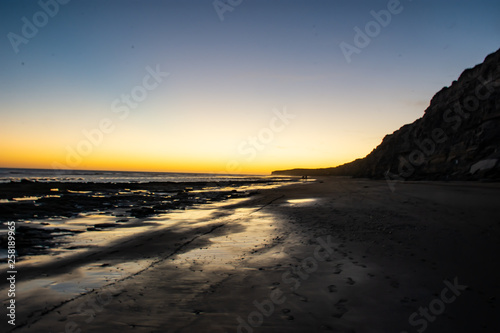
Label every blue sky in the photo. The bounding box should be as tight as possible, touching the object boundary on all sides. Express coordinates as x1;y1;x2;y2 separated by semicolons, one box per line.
1;0;499;173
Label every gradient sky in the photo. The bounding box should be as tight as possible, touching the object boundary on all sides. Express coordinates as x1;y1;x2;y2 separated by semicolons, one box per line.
1;0;499;174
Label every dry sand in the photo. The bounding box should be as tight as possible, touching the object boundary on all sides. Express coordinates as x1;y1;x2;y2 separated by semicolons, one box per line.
3;178;500;332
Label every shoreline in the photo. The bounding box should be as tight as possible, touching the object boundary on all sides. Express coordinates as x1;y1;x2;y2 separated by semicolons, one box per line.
1;178;499;332
0;178;298;259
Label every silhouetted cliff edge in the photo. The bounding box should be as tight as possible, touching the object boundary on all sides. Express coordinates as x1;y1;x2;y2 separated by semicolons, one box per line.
273;48;500;180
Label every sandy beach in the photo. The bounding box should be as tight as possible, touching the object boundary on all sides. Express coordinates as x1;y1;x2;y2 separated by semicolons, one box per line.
2;178;499;333
2;1;499;332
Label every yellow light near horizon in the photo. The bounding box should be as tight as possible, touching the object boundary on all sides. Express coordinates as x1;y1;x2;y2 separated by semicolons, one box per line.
1;143;359;175
1;101;380;174
0;133;370;174
0;138;64;168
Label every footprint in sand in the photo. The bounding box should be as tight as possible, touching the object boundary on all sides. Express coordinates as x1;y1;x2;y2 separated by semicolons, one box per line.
320;324;334;331
328;285;338;292
346;277;356;285
390;280;400;288
281;308;294;320
332;298;349;318
292;292;308;302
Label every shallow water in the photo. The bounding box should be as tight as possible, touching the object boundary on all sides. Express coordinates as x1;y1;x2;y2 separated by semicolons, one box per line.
0;196;282;324
287;198;317;205
0;167;287;184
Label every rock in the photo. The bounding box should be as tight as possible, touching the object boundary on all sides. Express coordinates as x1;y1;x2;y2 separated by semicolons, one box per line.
129;207;156;218
94;223;116;229
470;159;498;174
272;48;500;181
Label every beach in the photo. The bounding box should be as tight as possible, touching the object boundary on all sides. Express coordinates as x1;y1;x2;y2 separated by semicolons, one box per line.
2;177;499;332
2;1;499;332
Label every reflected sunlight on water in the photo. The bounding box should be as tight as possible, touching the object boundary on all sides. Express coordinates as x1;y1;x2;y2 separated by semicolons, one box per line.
287;198;317;205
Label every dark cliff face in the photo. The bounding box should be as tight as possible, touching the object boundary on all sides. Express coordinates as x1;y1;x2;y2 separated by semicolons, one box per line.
273;48;500;180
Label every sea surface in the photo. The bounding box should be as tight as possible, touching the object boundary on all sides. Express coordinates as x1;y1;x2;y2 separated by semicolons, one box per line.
0;168;275;183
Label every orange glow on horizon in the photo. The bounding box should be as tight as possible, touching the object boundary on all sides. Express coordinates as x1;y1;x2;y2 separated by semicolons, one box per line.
0;150;357;175
1;102;379;175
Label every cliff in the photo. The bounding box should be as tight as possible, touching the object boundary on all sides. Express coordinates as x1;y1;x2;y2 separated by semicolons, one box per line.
272;48;500;180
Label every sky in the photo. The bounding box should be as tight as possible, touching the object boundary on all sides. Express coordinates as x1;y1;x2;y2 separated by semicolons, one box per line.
0;0;499;175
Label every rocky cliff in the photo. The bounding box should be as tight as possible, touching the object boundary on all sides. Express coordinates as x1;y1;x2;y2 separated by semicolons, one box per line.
273;48;500;180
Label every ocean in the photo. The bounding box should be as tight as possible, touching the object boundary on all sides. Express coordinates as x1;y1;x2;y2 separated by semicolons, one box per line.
0;168;276;183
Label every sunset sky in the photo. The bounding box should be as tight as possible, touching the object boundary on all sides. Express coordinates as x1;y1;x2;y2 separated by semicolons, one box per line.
1;0;499;174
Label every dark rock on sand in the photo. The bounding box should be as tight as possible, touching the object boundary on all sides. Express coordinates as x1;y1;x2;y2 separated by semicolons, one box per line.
0;225;81;256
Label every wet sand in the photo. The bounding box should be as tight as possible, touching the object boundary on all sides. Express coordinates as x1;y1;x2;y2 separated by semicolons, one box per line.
2;178;500;332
